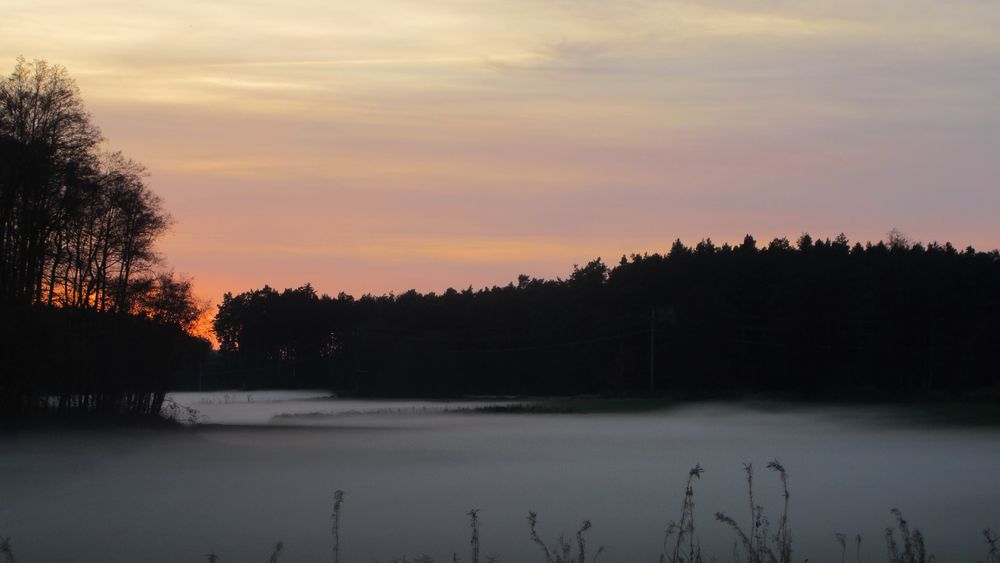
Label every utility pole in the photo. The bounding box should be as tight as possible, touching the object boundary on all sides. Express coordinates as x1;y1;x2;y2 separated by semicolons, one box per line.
649;307;656;393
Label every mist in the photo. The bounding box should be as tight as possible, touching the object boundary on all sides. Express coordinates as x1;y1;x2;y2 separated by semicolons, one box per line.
1;393;996;562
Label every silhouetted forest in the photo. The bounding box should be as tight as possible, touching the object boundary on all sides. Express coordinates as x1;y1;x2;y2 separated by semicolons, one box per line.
212;232;1000;399
0;58;209;421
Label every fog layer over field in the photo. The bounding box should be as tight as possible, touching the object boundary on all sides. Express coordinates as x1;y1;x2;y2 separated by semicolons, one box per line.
1;392;997;562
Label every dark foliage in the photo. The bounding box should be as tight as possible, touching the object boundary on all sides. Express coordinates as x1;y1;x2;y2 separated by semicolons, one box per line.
0;303;209;420
212;234;1000;399
0;58;209;420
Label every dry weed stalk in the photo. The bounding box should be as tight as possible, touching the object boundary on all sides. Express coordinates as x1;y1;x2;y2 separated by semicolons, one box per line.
527;511;600;563
838;532;863;563
662;464;704;563
468;509;480;563
0;537;14;563
985;529;999;563
269;541;284;563
714;459;792;563
333;490;345;563
884;509;933;563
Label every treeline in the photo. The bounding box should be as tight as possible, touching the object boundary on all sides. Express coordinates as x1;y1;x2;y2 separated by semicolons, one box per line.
0;58;208;421
212;232;1000;399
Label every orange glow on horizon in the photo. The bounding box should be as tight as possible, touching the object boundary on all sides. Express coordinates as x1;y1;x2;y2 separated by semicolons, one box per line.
4;0;997;321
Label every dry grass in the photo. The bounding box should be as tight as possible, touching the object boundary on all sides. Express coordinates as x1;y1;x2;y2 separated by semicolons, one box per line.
4;463;998;562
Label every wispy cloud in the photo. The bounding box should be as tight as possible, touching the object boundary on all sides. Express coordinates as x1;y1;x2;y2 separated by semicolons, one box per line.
3;0;999;299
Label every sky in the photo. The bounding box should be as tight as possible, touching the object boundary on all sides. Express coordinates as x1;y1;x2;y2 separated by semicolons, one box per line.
3;0;999;303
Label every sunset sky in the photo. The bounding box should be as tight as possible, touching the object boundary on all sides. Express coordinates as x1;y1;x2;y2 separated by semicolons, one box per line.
3;0;999;302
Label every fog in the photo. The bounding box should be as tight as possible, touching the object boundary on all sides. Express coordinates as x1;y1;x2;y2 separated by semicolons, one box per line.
1;393;997;562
